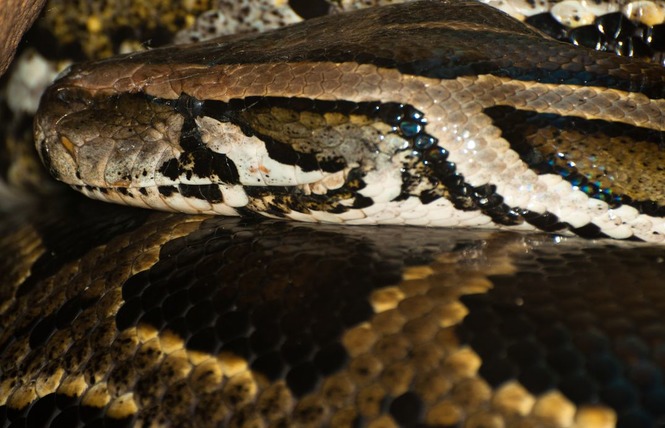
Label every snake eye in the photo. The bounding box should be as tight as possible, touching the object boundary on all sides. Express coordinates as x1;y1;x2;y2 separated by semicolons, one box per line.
152;93;205;118
55;87;92;108
173;93;204;118
55;88;69;103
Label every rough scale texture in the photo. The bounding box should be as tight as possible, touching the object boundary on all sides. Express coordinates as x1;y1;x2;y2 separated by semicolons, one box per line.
3;192;665;427
5;1;665;427
34;1;665;242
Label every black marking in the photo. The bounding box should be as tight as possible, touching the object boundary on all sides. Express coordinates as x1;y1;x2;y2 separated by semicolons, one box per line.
114;187;134;198
286;363;319;397
525;13;567;40
178;183;223;203
485;105;665;215
631;199;665;217
28;313;57;349
157;111;240;183
0;394;136;427
8;197;149;348
419;189;442;205
458;244;665;426
138;187;148;196
159;158;181;181
316;156;347;174
171;92;204;117
288;0;330;19
116;218;448;398
158;185;177;197
571;222;609;239
351;194;373;209
389;392;424;426
263;137;321;173
519;210;568;233
233;206;262;219
520;208;612;239
473;184;522;226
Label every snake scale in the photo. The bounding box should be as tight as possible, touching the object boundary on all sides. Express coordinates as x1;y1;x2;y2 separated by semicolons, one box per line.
4;0;665;427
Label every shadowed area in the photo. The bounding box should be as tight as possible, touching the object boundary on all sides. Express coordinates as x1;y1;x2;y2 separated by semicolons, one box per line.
1;194;665;426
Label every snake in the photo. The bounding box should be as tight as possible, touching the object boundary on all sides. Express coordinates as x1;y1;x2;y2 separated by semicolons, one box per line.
4;0;665;426
31;0;665;243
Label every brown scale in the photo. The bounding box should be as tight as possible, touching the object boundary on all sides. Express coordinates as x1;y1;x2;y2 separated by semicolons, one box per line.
41;93;183;187
238;106;393;159
484;105;665;209
533;127;665;205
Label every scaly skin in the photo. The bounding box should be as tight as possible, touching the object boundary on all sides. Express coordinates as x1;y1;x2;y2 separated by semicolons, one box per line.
35;1;665;241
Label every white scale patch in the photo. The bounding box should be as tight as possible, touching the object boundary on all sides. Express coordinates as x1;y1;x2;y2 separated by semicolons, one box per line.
279;196;496;228
390;72;665;243
197;116;328;187
479;0;665;26
80;185;245;216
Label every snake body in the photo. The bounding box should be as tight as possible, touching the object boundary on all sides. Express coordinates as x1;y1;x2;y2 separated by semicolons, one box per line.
5;1;665;427
8;197;665;427
34;0;665;242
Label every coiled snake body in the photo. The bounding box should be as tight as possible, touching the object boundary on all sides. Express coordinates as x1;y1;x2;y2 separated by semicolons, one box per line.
4;1;665;427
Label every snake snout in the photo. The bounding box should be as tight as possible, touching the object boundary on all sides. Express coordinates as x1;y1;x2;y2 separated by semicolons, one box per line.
33;85;89;185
